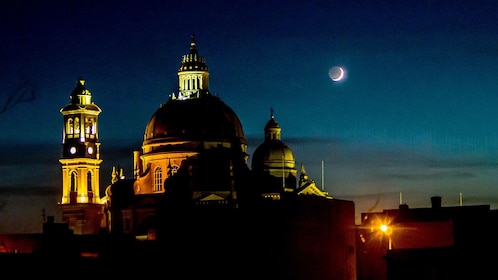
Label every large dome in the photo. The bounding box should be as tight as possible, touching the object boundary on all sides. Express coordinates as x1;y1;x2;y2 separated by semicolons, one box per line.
143;94;246;145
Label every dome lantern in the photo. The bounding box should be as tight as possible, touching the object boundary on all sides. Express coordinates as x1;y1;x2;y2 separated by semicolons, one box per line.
174;34;210;100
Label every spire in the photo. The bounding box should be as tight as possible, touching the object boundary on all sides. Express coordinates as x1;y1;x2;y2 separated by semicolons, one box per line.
111;166;118;184
179;34;207;72
190;33;198;54
299;163;310;187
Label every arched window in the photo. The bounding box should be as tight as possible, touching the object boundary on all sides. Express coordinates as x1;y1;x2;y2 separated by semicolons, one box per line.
67;118;74;134
87;171;92;192
90;118;96;134
154;167;163;191
74;117;80;134
85;118;91;134
70;171;78;192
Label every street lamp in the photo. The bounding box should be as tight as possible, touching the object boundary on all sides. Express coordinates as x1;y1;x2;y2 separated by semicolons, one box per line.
380;224;393;250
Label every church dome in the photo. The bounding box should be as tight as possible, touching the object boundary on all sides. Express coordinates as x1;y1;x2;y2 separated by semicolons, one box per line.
252;140;295;170
143;94;246;145
142;35;247;151
251;110;295;171
60;77;101;113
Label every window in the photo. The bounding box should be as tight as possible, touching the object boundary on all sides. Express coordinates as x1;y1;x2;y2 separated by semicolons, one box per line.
85;118;91;134
74;117;80;134
154;167;163;191
67;118;74;135
90;118;96;134
70;171;78;192
85;118;96;136
87;171;92;192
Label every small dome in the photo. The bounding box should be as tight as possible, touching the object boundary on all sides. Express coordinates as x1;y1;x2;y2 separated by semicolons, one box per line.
264;117;280;130
251;109;295;171
143;94;246;145
252;140;295;171
60;77;101;113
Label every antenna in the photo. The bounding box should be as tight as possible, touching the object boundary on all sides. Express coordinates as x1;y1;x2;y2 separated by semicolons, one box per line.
459;192;463;206
282;155;285;188
321;160;324;191
399;192;403;205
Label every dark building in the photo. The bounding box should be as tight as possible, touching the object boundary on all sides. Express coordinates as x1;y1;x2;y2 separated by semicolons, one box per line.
357;196;498;280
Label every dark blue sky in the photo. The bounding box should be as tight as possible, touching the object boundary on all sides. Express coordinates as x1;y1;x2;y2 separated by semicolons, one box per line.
2;0;498;232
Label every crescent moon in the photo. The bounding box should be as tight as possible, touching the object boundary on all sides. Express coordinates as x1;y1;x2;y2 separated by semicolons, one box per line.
331;67;344;82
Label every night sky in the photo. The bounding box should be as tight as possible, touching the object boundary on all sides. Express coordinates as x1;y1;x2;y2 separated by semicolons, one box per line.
2;0;498;233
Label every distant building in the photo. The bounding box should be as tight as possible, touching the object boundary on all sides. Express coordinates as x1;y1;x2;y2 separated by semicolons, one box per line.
357;195;498;280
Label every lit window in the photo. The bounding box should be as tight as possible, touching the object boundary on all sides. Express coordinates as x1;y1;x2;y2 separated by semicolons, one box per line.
68;118;74;134
74;118;80;134
85;118;91;134
90;119;96;134
154;167;163;191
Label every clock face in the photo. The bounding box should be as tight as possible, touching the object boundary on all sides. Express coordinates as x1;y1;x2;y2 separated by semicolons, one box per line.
88;147;93;154
69;147;76;154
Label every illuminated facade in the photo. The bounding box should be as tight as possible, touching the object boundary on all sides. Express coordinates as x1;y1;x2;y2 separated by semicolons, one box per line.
132;35;249;202
56;36;332;239
59;78;106;235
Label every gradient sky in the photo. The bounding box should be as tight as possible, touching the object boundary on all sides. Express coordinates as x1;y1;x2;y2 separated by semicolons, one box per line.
2;0;498;233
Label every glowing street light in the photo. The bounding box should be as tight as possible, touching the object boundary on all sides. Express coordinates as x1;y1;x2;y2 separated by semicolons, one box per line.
380;224;393;250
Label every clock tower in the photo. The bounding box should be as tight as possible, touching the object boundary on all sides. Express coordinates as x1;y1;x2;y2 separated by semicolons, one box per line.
59;77;105;234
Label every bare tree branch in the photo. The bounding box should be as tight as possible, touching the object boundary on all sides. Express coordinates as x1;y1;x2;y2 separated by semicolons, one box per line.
0;77;38;114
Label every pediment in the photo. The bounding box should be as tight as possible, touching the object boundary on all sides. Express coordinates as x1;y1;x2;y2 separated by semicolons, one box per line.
200;193;226;201
297;182;330;198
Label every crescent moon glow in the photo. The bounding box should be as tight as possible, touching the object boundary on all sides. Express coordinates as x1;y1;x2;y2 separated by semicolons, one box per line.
330;66;344;82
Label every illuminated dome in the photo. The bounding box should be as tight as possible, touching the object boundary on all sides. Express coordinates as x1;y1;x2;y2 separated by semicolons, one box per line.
252;109;295;174
60;77;101;113
252;140;295;168
132;35;251;203
143;95;246;145
142;35;246;149
252;135;295;171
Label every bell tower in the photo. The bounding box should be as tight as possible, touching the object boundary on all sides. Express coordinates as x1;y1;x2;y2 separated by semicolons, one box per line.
59;77;105;234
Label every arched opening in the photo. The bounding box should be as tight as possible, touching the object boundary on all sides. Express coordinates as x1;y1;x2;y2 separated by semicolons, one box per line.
70;171;78;203
154;167;163;191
